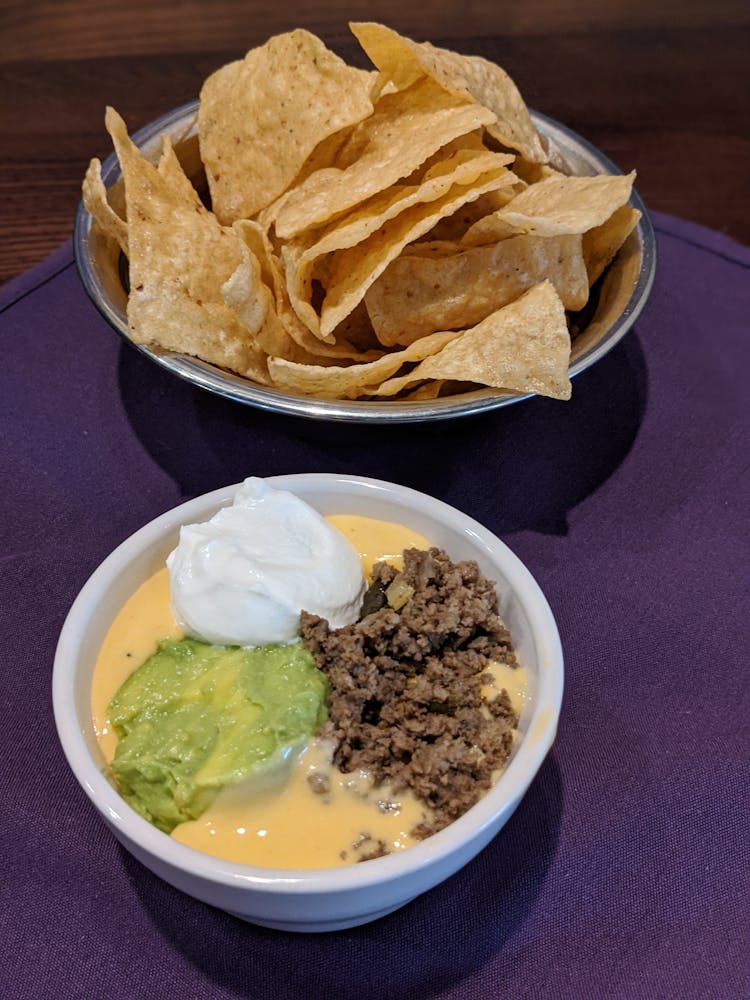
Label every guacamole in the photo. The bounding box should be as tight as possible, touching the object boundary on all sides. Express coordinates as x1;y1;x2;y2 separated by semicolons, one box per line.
108;638;328;832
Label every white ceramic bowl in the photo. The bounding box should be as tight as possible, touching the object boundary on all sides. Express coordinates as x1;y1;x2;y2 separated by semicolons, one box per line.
53;474;563;932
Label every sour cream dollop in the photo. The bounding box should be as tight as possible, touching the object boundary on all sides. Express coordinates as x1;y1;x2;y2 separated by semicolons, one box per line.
167;478;366;647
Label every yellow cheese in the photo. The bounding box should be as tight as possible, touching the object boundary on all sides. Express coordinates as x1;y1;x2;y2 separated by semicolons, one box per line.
91;514;436;867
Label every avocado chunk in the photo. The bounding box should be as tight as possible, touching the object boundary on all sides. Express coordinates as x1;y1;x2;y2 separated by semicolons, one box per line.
108;638;328;833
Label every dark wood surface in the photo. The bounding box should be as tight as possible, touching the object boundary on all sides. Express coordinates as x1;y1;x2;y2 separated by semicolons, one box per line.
1;0;748;285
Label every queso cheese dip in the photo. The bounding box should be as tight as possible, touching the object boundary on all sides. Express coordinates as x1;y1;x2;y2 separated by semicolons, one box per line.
92;515;527;868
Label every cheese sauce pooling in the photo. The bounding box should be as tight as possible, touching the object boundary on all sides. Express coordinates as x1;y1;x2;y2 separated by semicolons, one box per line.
94;515;502;867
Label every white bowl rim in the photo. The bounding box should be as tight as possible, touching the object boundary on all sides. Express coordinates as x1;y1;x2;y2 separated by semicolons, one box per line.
53;473;563;895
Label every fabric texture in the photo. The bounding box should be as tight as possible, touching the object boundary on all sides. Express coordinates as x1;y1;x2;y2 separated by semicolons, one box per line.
1;213;748;999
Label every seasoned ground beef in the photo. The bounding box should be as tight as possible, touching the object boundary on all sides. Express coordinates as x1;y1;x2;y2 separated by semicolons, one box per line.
300;547;519;840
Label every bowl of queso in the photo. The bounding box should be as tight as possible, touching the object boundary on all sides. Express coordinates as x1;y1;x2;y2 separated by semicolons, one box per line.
53;474;563;932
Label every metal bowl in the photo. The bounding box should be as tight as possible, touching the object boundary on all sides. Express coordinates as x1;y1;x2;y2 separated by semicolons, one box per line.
74;100;656;424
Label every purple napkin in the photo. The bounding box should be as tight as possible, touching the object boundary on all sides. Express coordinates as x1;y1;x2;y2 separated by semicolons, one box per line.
1;213;748;1000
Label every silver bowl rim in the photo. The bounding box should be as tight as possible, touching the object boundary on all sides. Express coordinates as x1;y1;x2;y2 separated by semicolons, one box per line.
74;100;657;425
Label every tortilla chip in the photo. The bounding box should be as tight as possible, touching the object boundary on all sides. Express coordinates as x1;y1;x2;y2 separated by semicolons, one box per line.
232;220;381;363
511;161;561;185
462;171;636;244
221;238;269;334
417;186;522;242
365;233;589;346
267;328;460;399
283;148;515;336
218;231;312;364
198;30;375;223
401;129;488;177
105;108;268;382
307;162;520;338
403;380;445;400
400;240;463;259
268;77;496;239
82;157;128;255
582;205;641;285
328;301;383;351
307;148;513;256
350;21;548;163
222;239;374;367
371;281;571;400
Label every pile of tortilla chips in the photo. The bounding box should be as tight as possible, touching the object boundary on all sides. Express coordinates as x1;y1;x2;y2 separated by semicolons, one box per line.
83;22;640;403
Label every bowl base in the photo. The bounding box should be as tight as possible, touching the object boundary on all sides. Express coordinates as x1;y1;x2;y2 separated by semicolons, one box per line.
225;899;410;933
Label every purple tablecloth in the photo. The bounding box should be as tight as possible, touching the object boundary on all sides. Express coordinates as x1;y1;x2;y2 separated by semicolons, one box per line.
1;212;748;999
